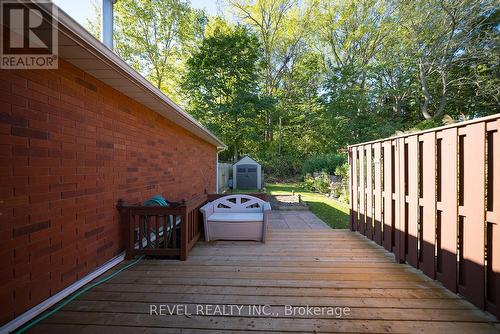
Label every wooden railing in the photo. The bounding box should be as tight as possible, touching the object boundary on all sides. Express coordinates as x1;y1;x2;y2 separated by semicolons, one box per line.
117;194;208;261
348;114;500;319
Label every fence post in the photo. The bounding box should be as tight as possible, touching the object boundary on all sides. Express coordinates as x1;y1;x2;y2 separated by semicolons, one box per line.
488;119;500;318
116;200;133;260
365;145;373;239
382;141;393;251
180;202;188;261
437;128;458;292
373;143;382;245
458;123;486;308
406;136;419;267
395;138;406;263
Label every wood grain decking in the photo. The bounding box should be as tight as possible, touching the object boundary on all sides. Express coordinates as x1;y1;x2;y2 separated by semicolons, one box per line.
30;229;499;333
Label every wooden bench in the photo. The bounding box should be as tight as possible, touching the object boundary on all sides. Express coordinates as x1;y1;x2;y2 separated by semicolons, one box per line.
200;194;271;242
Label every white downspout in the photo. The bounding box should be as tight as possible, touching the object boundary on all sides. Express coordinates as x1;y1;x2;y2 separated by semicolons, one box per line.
101;0;115;49
216;150;219;193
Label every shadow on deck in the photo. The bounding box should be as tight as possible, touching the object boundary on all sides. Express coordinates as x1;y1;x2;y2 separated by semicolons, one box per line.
29;229;499;333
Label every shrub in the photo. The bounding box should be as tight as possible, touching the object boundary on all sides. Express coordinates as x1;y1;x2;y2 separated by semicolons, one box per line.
303;163;350;203
330;181;344;198
338;191;349;204
303;172;331;193
335;162;349;179
330;178;349;204
262;155;301;179
302;153;347;175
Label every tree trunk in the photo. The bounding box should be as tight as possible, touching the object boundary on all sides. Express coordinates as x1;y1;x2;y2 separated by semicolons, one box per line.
419;61;433;120
393;97;402;115
278;116;282;155
267;114;273;141
435;70;448;119
233;144;238;163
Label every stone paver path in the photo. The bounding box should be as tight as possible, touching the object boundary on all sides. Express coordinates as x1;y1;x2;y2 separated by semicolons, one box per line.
268;210;330;229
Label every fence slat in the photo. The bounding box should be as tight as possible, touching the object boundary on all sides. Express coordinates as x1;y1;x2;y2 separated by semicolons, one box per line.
365;144;373;239
349;149;353;230
359;146;365;234
458;123;486;308
394;138;405;262
420;132;436;279
406;136;419;267
138;215;144;250
486;120;500;318
373;143;382;244
351;148;358;231
437;127;458;292
383;141;393;251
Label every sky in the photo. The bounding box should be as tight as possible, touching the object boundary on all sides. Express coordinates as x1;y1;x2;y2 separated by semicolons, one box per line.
53;0;221;27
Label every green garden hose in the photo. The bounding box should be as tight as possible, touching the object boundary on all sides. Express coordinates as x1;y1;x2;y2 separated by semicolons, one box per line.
15;256;143;334
143;195;174;247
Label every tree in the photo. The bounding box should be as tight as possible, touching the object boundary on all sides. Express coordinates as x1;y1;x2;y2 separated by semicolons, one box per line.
86;0;499;177
396;0;497;119
182;19;265;161
314;0;397;144
444;6;500;117
228;0;312;144
87;0;206;103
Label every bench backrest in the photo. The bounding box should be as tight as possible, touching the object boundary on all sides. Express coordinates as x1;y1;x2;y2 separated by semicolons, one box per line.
212;194;267;213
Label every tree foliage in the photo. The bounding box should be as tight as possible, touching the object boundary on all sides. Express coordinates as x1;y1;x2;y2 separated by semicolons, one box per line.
87;0;206;102
182;19;266;161
88;0;499;177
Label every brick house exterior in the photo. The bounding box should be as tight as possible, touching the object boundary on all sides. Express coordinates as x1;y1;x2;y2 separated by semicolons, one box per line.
0;4;224;326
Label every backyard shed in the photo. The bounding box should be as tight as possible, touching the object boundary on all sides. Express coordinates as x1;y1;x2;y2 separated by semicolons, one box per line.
233;156;262;189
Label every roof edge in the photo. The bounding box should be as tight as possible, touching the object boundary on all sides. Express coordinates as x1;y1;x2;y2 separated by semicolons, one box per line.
34;1;226;149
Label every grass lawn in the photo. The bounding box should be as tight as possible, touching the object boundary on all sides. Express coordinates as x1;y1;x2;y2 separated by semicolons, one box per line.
266;183;350;229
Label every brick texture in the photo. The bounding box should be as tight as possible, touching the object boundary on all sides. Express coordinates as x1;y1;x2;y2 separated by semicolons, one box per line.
0;59;216;324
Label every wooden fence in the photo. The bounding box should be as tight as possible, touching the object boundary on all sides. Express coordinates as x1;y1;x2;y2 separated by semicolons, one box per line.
218;162;233;193
117;194;207;261
348;114;500;319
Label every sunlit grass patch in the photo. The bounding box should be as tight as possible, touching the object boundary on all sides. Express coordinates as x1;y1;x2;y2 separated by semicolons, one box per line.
266;183;349;229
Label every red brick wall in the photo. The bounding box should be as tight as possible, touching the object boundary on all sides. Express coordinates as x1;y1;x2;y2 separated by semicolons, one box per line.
0;59;217;324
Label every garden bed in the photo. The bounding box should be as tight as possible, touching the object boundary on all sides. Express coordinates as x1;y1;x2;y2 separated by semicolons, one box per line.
269;194;309;211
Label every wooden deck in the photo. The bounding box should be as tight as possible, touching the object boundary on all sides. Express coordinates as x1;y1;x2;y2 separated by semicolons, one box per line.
30;228;499;333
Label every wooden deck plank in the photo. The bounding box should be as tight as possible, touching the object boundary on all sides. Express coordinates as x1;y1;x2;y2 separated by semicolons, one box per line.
60;300;496;322
128;264;428;274
130;260;404;267
90;284;458;299
112;271;430;282
76;291;476;309
96;277;444;289
39;312;499;333
31;229;499;333
30;324;278;334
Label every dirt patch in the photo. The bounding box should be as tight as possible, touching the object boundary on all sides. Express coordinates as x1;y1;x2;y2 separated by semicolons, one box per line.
269;194;309;211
